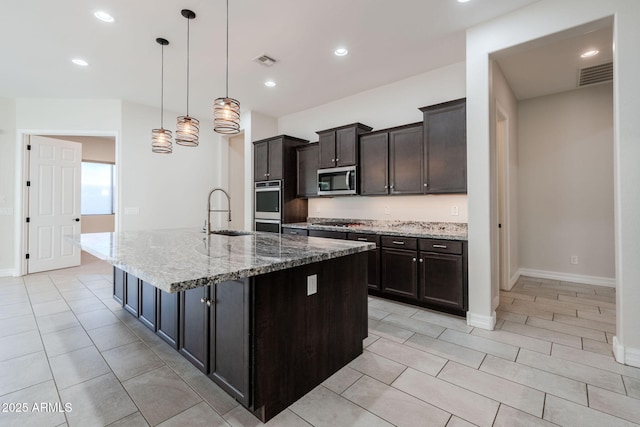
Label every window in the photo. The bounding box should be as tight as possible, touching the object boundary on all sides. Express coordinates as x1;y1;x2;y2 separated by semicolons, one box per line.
81;162;115;215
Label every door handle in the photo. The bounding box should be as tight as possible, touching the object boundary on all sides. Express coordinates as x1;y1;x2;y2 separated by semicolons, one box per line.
74;218;80;222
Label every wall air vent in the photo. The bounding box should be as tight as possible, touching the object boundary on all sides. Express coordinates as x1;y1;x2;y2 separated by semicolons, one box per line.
578;62;613;87
253;54;277;67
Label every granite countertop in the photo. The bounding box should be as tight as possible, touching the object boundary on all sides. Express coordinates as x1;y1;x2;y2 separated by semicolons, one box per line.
283;218;468;241
75;228;374;293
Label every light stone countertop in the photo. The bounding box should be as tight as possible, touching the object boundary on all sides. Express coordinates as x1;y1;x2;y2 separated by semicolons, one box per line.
75;228;374;293
283;219;468;240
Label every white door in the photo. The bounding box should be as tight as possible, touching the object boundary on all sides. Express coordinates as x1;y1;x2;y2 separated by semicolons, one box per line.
28;136;82;273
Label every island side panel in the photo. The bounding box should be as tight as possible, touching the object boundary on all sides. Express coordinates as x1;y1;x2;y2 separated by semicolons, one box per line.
251;252;367;422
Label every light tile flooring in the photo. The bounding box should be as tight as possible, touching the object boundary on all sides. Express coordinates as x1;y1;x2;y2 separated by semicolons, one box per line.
1;253;639;426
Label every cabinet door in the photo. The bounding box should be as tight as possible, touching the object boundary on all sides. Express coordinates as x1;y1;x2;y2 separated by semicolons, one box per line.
318;132;336;169
113;267;124;305
359;133;389;195
254;141;269;181
423;99;467;193
139;281;157;331
157;290;179;349
209;279;250;406
336;127;357;167
267;138;283;180
389;125;423;195
297;144;318;197
381;248;418;299
420;252;464;310
180;286;209;373
348;234;380;290
124;273;139;317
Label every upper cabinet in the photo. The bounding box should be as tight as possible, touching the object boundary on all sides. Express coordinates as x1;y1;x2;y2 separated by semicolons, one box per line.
253;135;308;182
317;123;372;169
296;142;319;198
420;98;467;194
360;123;423;196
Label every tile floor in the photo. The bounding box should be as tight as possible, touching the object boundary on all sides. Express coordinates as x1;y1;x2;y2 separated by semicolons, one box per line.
1;253;639;426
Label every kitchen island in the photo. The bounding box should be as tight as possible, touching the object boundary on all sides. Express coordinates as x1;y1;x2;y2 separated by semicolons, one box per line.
76;229;373;422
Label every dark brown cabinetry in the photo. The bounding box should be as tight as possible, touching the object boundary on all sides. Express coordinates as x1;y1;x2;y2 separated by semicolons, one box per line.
381;237;419;298
179;280;251;405
420;98;467;194
419;239;466;312
359;123;423;196
308;229;348;239
348;233;380;290
253;135;307;182
124;273;139;317
282;227;308;236
296;142;319;198
317;123;372;169
113;267;124;305
157;290;179;349
139;281;157;331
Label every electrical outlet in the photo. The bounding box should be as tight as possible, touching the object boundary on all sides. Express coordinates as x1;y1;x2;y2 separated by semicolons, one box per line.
307;274;317;296
570;255;578;265
383;205;391;215
451;205;459;216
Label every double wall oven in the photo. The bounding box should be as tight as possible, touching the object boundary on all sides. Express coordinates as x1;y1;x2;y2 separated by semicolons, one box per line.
254;180;282;233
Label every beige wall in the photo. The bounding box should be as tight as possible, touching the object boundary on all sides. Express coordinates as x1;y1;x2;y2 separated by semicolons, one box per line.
518;83;614;281
0;98;16;274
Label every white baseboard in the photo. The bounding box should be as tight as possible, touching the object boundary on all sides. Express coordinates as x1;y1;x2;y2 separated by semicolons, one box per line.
0;268;17;278
613;336;640;368
467;311;496;330
508;271;521;290
517;268;615;288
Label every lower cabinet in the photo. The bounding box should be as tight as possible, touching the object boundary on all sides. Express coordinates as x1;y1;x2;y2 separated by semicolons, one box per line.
381;237;418;299
157;290;179;349
124;273;139;317
139;281;157;331
281;227;308;236
308;229;347;239
113;267;125;305
179;280;250;406
348;233;380;290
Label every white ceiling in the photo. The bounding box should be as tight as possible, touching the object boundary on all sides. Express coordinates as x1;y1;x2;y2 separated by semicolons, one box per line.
493;17;613;100
0;0;541;121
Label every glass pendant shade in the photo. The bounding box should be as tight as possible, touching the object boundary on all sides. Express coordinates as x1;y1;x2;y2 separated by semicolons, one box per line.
151;128;173;153
176;115;200;146
213;97;240;134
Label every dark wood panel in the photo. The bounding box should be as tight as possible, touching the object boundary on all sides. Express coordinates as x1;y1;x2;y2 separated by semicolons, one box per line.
318;131;336;169
359;132;389;196
209;279;250;406
421;98;467;193
254;141;269;182
123;273;139;317
282;227;308;236
113;267;124;305
252;253;367;422
420;252;464;311
139;281;157;331
419;239;463;255
267;138;283;181
157;290;179;349
179;286;209;373
296;143;318;198
381;248;418;299
336;126;357;167
308;229;348;239
389;124;423;194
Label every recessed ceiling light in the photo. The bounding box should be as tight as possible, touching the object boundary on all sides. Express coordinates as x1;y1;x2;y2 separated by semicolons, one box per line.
334;48;348;57
264;80;276;87
94;11;114;23
72;58;89;67
457;0;471;3
581;49;599;58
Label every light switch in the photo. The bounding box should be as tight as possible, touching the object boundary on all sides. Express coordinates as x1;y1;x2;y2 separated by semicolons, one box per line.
451;206;459;216
307;274;317;296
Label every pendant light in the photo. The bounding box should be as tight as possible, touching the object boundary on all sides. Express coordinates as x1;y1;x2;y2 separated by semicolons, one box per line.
151;37;173;153
176;9;200;146
213;0;240;134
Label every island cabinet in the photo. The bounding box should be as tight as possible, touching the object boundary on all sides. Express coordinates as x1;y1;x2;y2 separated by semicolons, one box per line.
139;281;157;331
420;98;467;194
253;135;308;182
316;123;372;169
296;142;319;198
157;290;179;349
179;279;251;406
359;123;423;195
124;273;139;317
113;267;125;305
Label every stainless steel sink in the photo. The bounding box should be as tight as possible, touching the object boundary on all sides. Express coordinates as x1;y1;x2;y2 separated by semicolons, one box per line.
208;230;253;237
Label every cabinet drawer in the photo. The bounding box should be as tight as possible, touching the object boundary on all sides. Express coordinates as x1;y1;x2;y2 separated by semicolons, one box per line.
308;230;347;240
381;236;418;250
282;227;308;236
419;239;462;255
348;233;380;247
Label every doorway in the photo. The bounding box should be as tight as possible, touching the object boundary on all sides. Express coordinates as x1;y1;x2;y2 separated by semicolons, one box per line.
228;134;245;229
495;106;509;291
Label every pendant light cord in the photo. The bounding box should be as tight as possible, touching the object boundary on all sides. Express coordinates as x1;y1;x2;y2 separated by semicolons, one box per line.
186;17;190;116
225;0;229;98
160;43;164;128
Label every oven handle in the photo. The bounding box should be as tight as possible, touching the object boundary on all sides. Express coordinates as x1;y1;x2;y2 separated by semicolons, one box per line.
255;219;281;224
345;170;350;188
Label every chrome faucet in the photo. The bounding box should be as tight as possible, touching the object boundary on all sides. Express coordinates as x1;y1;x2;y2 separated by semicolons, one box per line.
206;188;232;234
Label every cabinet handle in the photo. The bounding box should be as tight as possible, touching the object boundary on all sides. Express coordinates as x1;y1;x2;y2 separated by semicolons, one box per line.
357;238;368;241
412;258;416;262
290;231;298;235
384;185;388;189
331;158;335;162
390;185;394;189
336;158;339;162
424;183;428;187
419;259;424;263
200;297;206;304
206;299;213;307
433;244;447;249
392;241;405;245
264;173;267;177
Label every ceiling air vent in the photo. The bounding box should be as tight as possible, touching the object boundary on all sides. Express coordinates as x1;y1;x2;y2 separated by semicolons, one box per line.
578;62;613;87
253;54;277;67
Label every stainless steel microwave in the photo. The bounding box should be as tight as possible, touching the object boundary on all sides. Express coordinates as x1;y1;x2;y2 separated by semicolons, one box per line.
317;166;357;196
